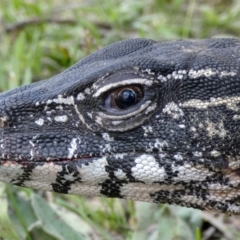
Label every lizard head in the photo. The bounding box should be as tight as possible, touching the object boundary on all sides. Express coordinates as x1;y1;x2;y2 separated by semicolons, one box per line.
0;38;240;213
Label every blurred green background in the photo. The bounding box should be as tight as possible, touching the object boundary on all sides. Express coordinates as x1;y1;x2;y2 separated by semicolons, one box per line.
0;0;240;239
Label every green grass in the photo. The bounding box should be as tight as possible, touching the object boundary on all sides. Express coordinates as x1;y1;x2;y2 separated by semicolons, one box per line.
1;0;240;239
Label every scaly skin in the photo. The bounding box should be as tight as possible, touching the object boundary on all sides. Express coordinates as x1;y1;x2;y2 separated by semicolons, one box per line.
0;38;240;213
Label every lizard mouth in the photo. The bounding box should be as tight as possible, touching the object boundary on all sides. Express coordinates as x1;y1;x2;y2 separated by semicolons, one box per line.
1;154;240;214
0;155;94;166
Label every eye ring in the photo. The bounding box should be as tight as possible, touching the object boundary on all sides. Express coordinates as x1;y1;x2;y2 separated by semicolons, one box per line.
104;85;143;110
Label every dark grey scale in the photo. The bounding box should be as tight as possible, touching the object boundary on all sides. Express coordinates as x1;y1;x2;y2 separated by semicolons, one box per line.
52;163;82;194
206;200;229;212
225;196;240;205
154;156;175;180
100;179;125;198
150;187;208;209
100;154;145;197
11;162;44;187
150;190;171;203
204;173;230;186
106;154;141;182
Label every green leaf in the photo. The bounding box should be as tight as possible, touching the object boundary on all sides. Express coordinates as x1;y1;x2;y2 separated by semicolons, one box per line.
0;183;21;240
50;202;93;238
132;202;165;240
7;187;38;239
31;194;87;240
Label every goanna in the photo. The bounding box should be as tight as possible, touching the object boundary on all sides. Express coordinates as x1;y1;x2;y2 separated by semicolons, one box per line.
0;38;240;213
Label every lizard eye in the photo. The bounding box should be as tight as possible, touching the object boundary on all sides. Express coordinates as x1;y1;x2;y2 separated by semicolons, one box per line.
105;85;143;110
93;76;157;131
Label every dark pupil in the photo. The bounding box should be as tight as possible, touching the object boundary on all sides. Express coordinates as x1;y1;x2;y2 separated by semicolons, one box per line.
115;89;136;109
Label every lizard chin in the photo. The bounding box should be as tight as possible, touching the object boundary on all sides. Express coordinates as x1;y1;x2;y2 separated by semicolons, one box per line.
1;155;240;213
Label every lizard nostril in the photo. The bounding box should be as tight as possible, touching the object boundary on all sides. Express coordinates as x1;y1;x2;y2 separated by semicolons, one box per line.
0;112;10;127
